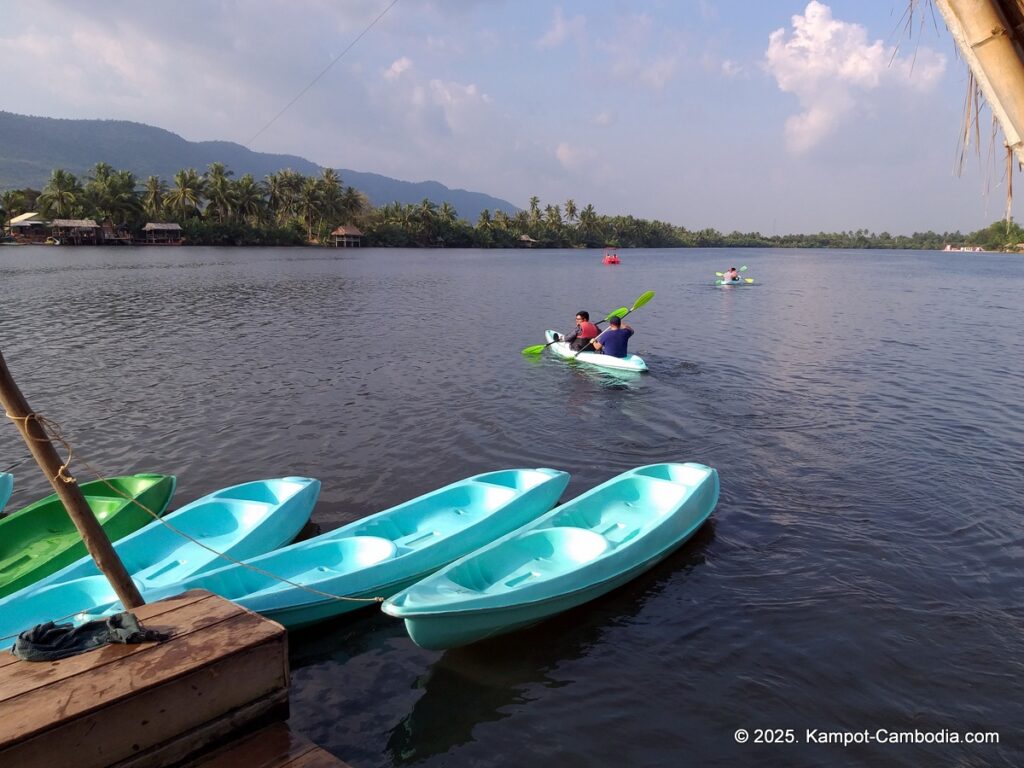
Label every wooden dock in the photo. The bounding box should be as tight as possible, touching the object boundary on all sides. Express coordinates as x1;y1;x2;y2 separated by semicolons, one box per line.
0;589;351;768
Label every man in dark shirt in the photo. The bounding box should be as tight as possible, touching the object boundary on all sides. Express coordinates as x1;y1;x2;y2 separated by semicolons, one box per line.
593;315;634;357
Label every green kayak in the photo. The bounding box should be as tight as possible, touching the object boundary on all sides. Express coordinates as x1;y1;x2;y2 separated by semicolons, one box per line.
0;473;175;598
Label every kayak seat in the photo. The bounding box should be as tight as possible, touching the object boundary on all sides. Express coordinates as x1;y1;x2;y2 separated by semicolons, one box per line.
447;527;611;594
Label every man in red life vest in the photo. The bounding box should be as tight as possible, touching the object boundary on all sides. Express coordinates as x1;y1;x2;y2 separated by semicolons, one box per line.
559;311;600;352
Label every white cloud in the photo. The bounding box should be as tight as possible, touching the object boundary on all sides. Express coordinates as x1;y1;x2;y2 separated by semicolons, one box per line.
384;56;412;80
597;14;679;91
765;1;945;153
721;60;742;78
594;110;614;126
537;7;586;49
555;141;595;172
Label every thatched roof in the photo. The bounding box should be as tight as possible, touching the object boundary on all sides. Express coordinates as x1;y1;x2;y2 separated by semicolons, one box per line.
51;219;99;228
330;225;363;236
143;222;182;231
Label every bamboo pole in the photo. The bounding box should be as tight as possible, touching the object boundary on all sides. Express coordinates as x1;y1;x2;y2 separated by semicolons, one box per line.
0;349;144;608
937;0;1024;165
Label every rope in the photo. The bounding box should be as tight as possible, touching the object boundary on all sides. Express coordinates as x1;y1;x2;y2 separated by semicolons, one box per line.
2;410;385;611
5;412;77;483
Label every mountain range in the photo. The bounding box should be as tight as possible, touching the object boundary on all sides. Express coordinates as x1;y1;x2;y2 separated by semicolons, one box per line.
0;111;519;222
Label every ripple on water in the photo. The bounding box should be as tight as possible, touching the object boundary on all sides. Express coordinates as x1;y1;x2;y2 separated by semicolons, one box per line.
1;247;1022;768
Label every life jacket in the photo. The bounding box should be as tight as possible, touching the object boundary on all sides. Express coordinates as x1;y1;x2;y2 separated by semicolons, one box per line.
579;321;599;339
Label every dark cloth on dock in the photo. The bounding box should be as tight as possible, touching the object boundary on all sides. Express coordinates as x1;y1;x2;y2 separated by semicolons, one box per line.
12;612;169;662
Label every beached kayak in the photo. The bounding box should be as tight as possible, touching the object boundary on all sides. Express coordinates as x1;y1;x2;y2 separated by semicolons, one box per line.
0;477;320;646
382;462;718;650
0;474;176;599
139;468;569;630
0;473;11;513
544;330;648;372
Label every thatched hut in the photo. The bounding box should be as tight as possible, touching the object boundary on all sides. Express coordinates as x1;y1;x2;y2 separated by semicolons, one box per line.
50;219;100;245
330;225;363;247
141;223;184;245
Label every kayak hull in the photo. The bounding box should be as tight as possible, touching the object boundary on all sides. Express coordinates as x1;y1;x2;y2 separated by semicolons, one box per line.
383;463;718;650
0;477;320;646
0;474;176;599
143;468;570;630
544;330;648;372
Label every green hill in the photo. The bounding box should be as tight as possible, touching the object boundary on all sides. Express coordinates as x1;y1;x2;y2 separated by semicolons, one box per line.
0;111;518;222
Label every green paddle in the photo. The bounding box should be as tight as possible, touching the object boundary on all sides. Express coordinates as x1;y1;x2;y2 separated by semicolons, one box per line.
521;294;651;356
573;290;654;357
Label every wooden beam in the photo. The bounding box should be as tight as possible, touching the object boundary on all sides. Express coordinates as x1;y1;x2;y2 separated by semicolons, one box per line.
937;0;1024;164
0;349;144;608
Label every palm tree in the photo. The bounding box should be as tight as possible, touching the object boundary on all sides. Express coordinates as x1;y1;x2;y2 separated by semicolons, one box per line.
234;174;264;225
528;196;541;224
141;176;167;219
278;169;304;223
319;169;344;224
38;169;81;218
439;202;457;225
165;169;205;220
564;198;578;225
297;177;322;241
577;203;599;246
204;162;235;223
340;186;369;222
1;190;29;222
106;170;142;223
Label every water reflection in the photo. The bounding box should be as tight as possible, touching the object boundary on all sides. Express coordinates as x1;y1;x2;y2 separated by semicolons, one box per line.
385;521;715;765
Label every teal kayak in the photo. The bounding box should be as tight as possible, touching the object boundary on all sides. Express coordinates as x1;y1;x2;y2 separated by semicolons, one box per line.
382;463;718;649
139;468;569;630
0;473;11;513
0;477;319;647
544;330;648;372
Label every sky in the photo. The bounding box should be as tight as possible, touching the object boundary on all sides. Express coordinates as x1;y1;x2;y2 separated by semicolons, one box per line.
1;0;1019;235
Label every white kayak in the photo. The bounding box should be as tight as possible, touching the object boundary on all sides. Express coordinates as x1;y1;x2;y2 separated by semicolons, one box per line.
544;330;648;372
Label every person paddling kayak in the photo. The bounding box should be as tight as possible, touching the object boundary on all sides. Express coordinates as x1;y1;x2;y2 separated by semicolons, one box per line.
723;266;740;282
592;315;634;358
557;310;600;352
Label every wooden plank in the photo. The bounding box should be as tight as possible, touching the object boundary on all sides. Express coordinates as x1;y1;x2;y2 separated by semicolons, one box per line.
0;591;242;700
1;607;283;745
2;624;286;768
0;589;211;672
185;721;317;768
185;723;354;768
114;690;290;768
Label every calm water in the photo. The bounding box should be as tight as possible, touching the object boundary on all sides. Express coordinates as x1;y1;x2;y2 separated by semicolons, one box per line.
1;246;1022;767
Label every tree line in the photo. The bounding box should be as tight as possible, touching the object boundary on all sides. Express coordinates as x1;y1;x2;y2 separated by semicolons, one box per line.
2;162;1022;250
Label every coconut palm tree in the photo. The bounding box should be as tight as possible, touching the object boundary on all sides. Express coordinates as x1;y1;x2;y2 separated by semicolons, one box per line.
204;163;235;223
340;186;369;222
234;174;265;225
141;176;167;219
165;169;205;220
528;196;541;224
38;169;82;218
319;168;344;223
297;177;322;241
564;198;578;225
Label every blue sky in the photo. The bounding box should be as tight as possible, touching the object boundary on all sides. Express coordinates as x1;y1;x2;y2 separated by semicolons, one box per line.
1;0;1018;234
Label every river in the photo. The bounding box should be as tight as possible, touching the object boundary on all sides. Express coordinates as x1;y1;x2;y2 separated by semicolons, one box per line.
1;245;1021;767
